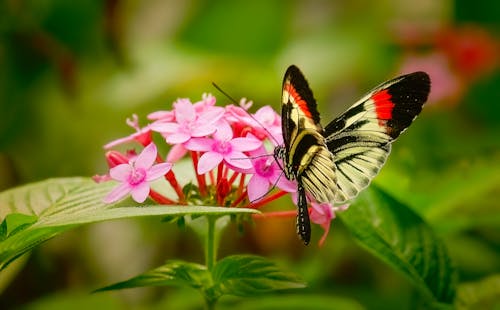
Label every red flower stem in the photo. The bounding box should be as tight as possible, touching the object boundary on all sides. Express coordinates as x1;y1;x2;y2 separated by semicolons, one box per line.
209;170;215;185
237;173;246;196
217;162;223;185
230;189;248;208
149;189;176;205
190;151;207;196
164;170;185;203
228;171;239;186
153;154;185;202
244;190;288;209
252;210;297;219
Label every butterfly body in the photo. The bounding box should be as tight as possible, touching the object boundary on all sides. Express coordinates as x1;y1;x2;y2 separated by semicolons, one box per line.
277;65;430;245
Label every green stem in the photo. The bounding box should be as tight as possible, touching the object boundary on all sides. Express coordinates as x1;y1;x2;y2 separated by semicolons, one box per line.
205;216;217;271
204;216;218;310
204;297;216;310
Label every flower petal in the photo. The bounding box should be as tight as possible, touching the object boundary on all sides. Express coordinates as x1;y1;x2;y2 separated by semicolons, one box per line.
104;183;132;203
147;110;174;121
213;121;233;141
191;125;217;138
166;144;187;162
231;136;262;152
109;164;132;182
225;151;252;169
135;143;157;169
174;99;196;123
166;132;191;144
146;163;172;181
184;137;213;152
198;106;225;124
150;121;179;134
310;202;335;247
197;152;223;174
247;175;270;202
276;176;297;193
310;202;334;226
130;182;150;203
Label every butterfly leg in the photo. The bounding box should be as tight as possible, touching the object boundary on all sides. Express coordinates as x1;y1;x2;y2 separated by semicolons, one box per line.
296;177;311;245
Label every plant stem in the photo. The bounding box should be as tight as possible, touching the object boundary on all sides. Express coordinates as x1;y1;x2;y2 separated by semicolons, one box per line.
205;297;216;310
204;216;218;310
205;216;217;271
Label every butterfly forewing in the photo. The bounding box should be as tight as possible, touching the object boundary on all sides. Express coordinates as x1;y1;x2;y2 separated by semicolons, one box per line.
278;66;339;244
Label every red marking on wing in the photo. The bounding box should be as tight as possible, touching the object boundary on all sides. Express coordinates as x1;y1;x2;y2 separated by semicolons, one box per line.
371;89;394;126
284;83;312;119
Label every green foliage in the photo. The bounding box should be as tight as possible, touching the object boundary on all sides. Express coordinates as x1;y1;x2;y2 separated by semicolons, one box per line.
95;260;212;292
212;255;306;297
456;274;500;309
96;255;305;306
340;186;457;307
0;178;257;271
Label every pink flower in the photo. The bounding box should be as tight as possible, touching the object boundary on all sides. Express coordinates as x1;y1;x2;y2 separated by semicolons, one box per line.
398;52;464;104
185;122;262;174
104;143;172;203
193;93;217;112
150;98;225;145
225;104;282;143
147;110;174;122
310;202;349;247
166;143;188;163
104;114;152;149
246;147;296;202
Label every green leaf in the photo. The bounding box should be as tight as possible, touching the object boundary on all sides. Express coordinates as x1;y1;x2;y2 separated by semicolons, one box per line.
0;213;38;240
339;186;457;306
95;260;211;292
212;254;306;297
0;177;258;270
456;274;500;310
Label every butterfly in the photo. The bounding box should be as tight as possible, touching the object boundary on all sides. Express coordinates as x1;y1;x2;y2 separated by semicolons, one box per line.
274;65;430;245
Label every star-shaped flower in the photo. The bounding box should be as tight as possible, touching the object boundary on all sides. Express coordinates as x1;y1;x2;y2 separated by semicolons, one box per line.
104;143;172;203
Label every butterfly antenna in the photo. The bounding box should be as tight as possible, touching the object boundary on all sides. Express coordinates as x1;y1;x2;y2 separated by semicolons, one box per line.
211;82;282;146
212;82;239;105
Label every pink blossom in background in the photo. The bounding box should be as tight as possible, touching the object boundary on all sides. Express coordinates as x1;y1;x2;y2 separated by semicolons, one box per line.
437;26;498;80
104;114;152;149
399;52;463;105
104;143;172;203
395;24;498;107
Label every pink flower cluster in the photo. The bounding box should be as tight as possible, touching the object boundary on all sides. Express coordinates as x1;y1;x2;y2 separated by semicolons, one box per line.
95;94;346;246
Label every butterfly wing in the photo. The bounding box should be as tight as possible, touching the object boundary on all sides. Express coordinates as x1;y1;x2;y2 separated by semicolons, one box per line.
280;65;339;244
324;72;431;203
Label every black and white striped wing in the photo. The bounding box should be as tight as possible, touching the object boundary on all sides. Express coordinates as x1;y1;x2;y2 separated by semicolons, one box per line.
324;72;430;203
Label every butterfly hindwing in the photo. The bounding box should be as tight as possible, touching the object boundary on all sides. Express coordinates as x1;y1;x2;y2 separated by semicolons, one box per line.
324;71;430;202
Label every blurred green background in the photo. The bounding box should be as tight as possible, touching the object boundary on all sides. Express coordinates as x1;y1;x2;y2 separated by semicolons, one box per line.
0;0;499;309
